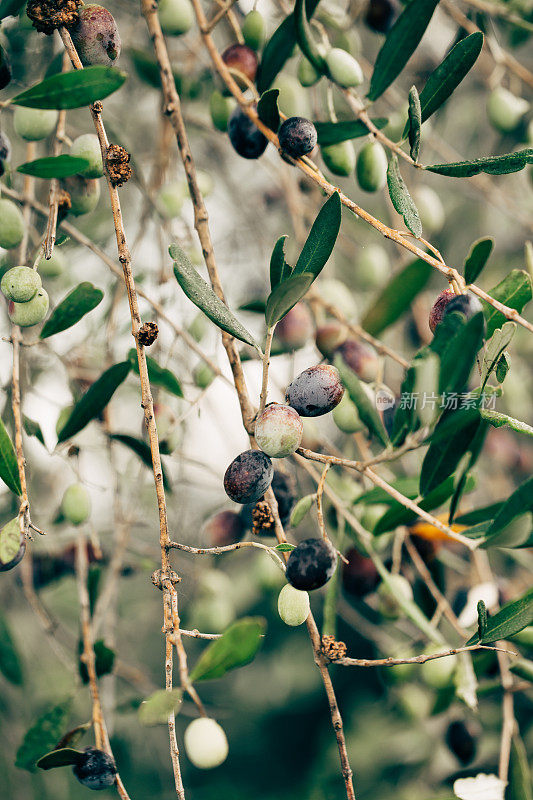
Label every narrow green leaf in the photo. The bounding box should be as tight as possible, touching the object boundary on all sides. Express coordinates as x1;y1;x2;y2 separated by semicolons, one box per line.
257;89;280;132
57;361;131;442
256;0;321;93
16;700;72;771
109;434;171;491
335;355;389;447
40;282;103;339
294;0;326;72
455;502;502;525
439;312;485;394
482;269;532;338
464;236;494;284
467;587;533;645
408;85;421;162
0;417;21;496
485;476;533;538
274;542;296;552
509;659;533;684
37;748;85;770
386;155;422;237
293;192;342;278
420;408;482;495
270;235;289;290
426;148;533;178
138;688;183;726
23;415;45;446
417;33;484;124
508;734;533;800
11;66;127;109
481;322;515;388
0;610;23;685
496;352;510;383
362;258;431;336
480;410;533;438
368;0;440;101
171;243;257;348
17;155;91;179
189;617;266;682
314;118;388;146
265;272;315;327
128;350;183;398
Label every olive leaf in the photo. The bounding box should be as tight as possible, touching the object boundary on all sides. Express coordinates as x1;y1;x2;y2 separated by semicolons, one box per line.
314;119;388;146
407;85;421;162
40;282;104;339
16;699;72;771
482;269;532;338
484;476;533;540
0;0;25;20
37;748;85;770
11;66;127;109
128;349;183;398
170;243;258;349
265;273;315;327
109;434;172;490
294;0;326;73
466;587;533;644
508;734;533;800
481;322;516;388
23;415;45;446
480;410;533;438
257;89;281;133
426;148;533;177
0;416;21;496
270;234;290;290
386;155;422;237
420;408;483;495
78;639;115;684
334;354;389;447
0;609;23;685
17;155;91;179
0;518;21;565
362;258;431;336
464;236;493;284
138;688;183;726
293;192;342;278
190;617;266;682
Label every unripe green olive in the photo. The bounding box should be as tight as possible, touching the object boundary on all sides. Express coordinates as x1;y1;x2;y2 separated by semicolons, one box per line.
297;57;321;87
184;718;229;769
242;10;265;50
277;583;310;626
183;170;214;199
158;0;194;36
64;175;101;216
0;517;26;571
325;48;363;88
420;647;456;688
61;483;91;525
413;186;445;234
13;107;58;141
8;288;49;327
70;133;103;178
356;141;387;192
1;266;41;302
275;75;308;118
0;199;25;250
377;574;413;618
193;362;215;389
156;181;184;219
321;141;356;177
487;86;529;133
332;393;364;433
315;322;346;358
38;249;66;278
254;403;303;458
357;244;389;289
209;90;236;132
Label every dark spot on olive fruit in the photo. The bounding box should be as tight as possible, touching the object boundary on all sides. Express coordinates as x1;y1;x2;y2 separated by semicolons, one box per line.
228;107;268;159
72;747;117;790
70;4;121;68
286;537;337;590
445;720;477;766
221;43;258;84
443;293;484;325
286;364;344;417
278;117;318;159
224;449;273;504
429;288;455;333
342;547;379;597
204;510;246;547
365;0;399;33
334;339;379;383
0;44;11;91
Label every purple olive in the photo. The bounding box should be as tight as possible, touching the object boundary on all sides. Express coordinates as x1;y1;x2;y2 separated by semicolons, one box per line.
278;117;318;159
286;537;337;590
365;0;399;33
315;322;346;358
334;339;379;382
70;4;121;67
224;449;273;504
228;107;268;159
445;720;478;765
203;510;246;547
285;364;344;417
275;302;314;350
221;43;258;85
72;747;117;790
428;288;455;333
342;547;379;597
443;293;484;325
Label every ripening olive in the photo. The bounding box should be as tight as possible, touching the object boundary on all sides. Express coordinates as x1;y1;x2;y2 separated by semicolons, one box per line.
297;57;321;87
332;393;364;433
334;338;379;382
8;289;49;327
38;250;66;278
443;293;484;326
228;107;268;159
321;141;356;177
223;449;274;504
203;510;246;547
242;10;265;50
13;107;58;141
184;718;229;769
286;537;337;590
278;583;310;625
158;0;194;36
72;747;117;790
278;116;317;159
0;199;25;250
342;547;379;597
0;518;26;571
70;134;103;178
1;266;42;302
413;186;445;234
221;43;258;85
429;288;455;332
315;322;346;358
275;302;313;350
325;48;363;88
445;720;478;766
254;403;303;458
365;0;399;33
64;175;101;216
209;90;236;132
356;141;387;192
286;364;344;417
70;5;121;67
61;483;91;525
487;86;529;134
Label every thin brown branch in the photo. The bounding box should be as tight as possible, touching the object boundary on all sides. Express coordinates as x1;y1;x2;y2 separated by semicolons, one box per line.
336;644;517;667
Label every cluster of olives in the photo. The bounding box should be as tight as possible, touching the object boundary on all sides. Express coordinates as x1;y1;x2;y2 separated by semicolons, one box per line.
1;266;49;327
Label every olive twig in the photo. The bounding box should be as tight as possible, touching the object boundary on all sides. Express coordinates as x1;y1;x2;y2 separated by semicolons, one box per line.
258;325;275;416
336;644;517;667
